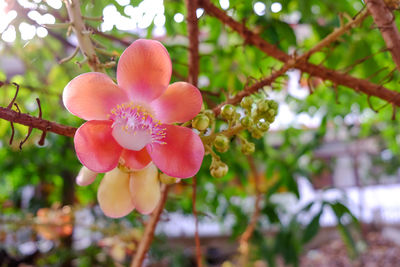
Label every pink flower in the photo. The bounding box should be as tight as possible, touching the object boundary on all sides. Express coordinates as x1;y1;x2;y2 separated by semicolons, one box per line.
63;39;205;179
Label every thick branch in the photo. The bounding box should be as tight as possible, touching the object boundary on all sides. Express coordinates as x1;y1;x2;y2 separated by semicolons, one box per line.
199;0;400;107
0;107;76;138
366;0;400;72
64;0;104;72
130;185;169;267
186;0;200;87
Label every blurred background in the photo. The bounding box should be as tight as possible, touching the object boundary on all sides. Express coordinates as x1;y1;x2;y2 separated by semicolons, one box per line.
1;0;400;266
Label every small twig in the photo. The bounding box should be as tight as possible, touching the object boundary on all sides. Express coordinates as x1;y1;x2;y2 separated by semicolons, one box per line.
7;83;20;109
19;126;33;150
130;185;170;267
298;7;369;62
14;103;21;114
192;176;203;267
82;15;103;21
9;122;15;145
59;46;80;64
367;95;378;113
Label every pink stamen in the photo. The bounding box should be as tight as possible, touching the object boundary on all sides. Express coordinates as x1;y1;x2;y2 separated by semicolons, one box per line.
109;103;166;148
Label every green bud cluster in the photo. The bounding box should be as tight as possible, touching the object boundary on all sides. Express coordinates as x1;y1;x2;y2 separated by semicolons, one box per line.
210;157;228;178
239;97;278;139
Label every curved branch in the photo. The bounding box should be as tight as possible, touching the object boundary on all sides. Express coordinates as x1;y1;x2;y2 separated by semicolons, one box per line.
0;107;76;138
199;0;400;108
130;185;170;267
366;0;400;72
64;0;104;72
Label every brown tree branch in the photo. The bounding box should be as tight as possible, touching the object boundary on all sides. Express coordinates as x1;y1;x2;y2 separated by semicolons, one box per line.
199;0;400;108
130;185;170;267
186;0;200;87
366;0;400;72
0;107;76;138
238;156;262;266
64;0;104;72
185;1;203;266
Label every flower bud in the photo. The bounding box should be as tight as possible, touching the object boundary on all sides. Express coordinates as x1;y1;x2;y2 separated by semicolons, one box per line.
214;135;230;153
251;129;264;139
241;142;255;155
240;96;253;109
192;114;210;131
210;162;228;178
76;166;97;186
269;100;278;111
240;116;252;128
221;104;235;120
268;109;276;117
257;121;270;132
203;110;215;121
258;100;270;113
159;173;179;184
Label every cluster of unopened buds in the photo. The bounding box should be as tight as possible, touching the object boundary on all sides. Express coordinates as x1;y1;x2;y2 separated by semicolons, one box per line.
192;95;278;178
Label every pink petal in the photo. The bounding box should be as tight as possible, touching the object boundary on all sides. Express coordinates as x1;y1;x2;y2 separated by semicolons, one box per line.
63;72;128;120
129;163;161;214
76;166;98;186
74;120;123;173
151;82;203;124
97;167;135;218
147;125;204;178
121;148;152;171
117;39;172;102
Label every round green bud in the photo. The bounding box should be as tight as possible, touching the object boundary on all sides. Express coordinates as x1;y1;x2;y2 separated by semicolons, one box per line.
257;121;270;132
210;162;228;178
268;109;276;117
240;116;252;128
214;134;230;153
240;96;253;109
257;100;269;113
192;114;210;131
269;100;278;111
266;115;275;123
203;110;215;121
221;104;235;120
241;142;255;155
159;173;179;184
251;129;264;139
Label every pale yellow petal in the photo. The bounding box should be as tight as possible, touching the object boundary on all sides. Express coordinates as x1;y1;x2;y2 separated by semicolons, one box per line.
97;168;135;218
129;163;161;215
76;166;97;186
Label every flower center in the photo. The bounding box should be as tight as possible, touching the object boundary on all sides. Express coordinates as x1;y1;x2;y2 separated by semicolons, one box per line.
109;103;166;151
